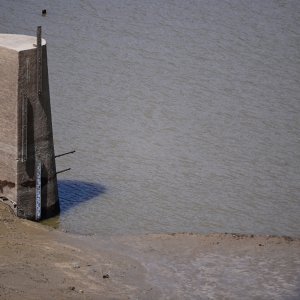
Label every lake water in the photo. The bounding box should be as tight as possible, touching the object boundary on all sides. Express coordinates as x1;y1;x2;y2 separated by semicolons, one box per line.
0;0;299;237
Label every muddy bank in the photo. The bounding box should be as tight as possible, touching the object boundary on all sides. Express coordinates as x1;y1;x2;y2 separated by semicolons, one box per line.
0;202;299;299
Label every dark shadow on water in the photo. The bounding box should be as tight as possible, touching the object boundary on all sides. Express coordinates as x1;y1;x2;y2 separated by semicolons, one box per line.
57;180;106;213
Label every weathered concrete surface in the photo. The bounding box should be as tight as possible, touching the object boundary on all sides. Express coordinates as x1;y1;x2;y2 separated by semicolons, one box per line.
0;34;46;51
0;34;59;219
0;37;19;203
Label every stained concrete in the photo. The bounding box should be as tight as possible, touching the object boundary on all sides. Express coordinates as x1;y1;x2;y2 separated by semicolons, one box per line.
0;33;59;220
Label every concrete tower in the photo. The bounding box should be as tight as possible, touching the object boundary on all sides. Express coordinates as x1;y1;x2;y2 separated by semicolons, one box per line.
0;31;59;220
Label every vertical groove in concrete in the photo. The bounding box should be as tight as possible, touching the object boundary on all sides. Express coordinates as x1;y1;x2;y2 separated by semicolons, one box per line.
0;34;59;220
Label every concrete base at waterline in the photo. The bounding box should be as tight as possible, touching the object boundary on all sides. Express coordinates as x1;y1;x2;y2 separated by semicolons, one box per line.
0;34;59;220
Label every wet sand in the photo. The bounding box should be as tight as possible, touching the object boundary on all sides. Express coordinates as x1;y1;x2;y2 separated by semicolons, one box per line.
0;202;299;299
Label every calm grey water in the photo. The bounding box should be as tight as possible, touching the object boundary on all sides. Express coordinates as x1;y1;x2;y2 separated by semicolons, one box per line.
1;0;299;236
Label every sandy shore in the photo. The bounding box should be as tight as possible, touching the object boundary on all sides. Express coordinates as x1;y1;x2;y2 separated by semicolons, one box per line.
0;202;299;299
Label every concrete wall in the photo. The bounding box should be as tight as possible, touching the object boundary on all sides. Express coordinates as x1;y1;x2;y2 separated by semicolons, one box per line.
0;34;59;220
0;44;18;203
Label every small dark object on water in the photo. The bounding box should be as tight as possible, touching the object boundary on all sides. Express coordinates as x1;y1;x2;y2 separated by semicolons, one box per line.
258;243;264;246
103;274;110;279
42;9;47;16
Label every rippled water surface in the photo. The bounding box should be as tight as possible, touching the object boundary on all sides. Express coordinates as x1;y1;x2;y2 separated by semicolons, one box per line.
1;0;299;236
